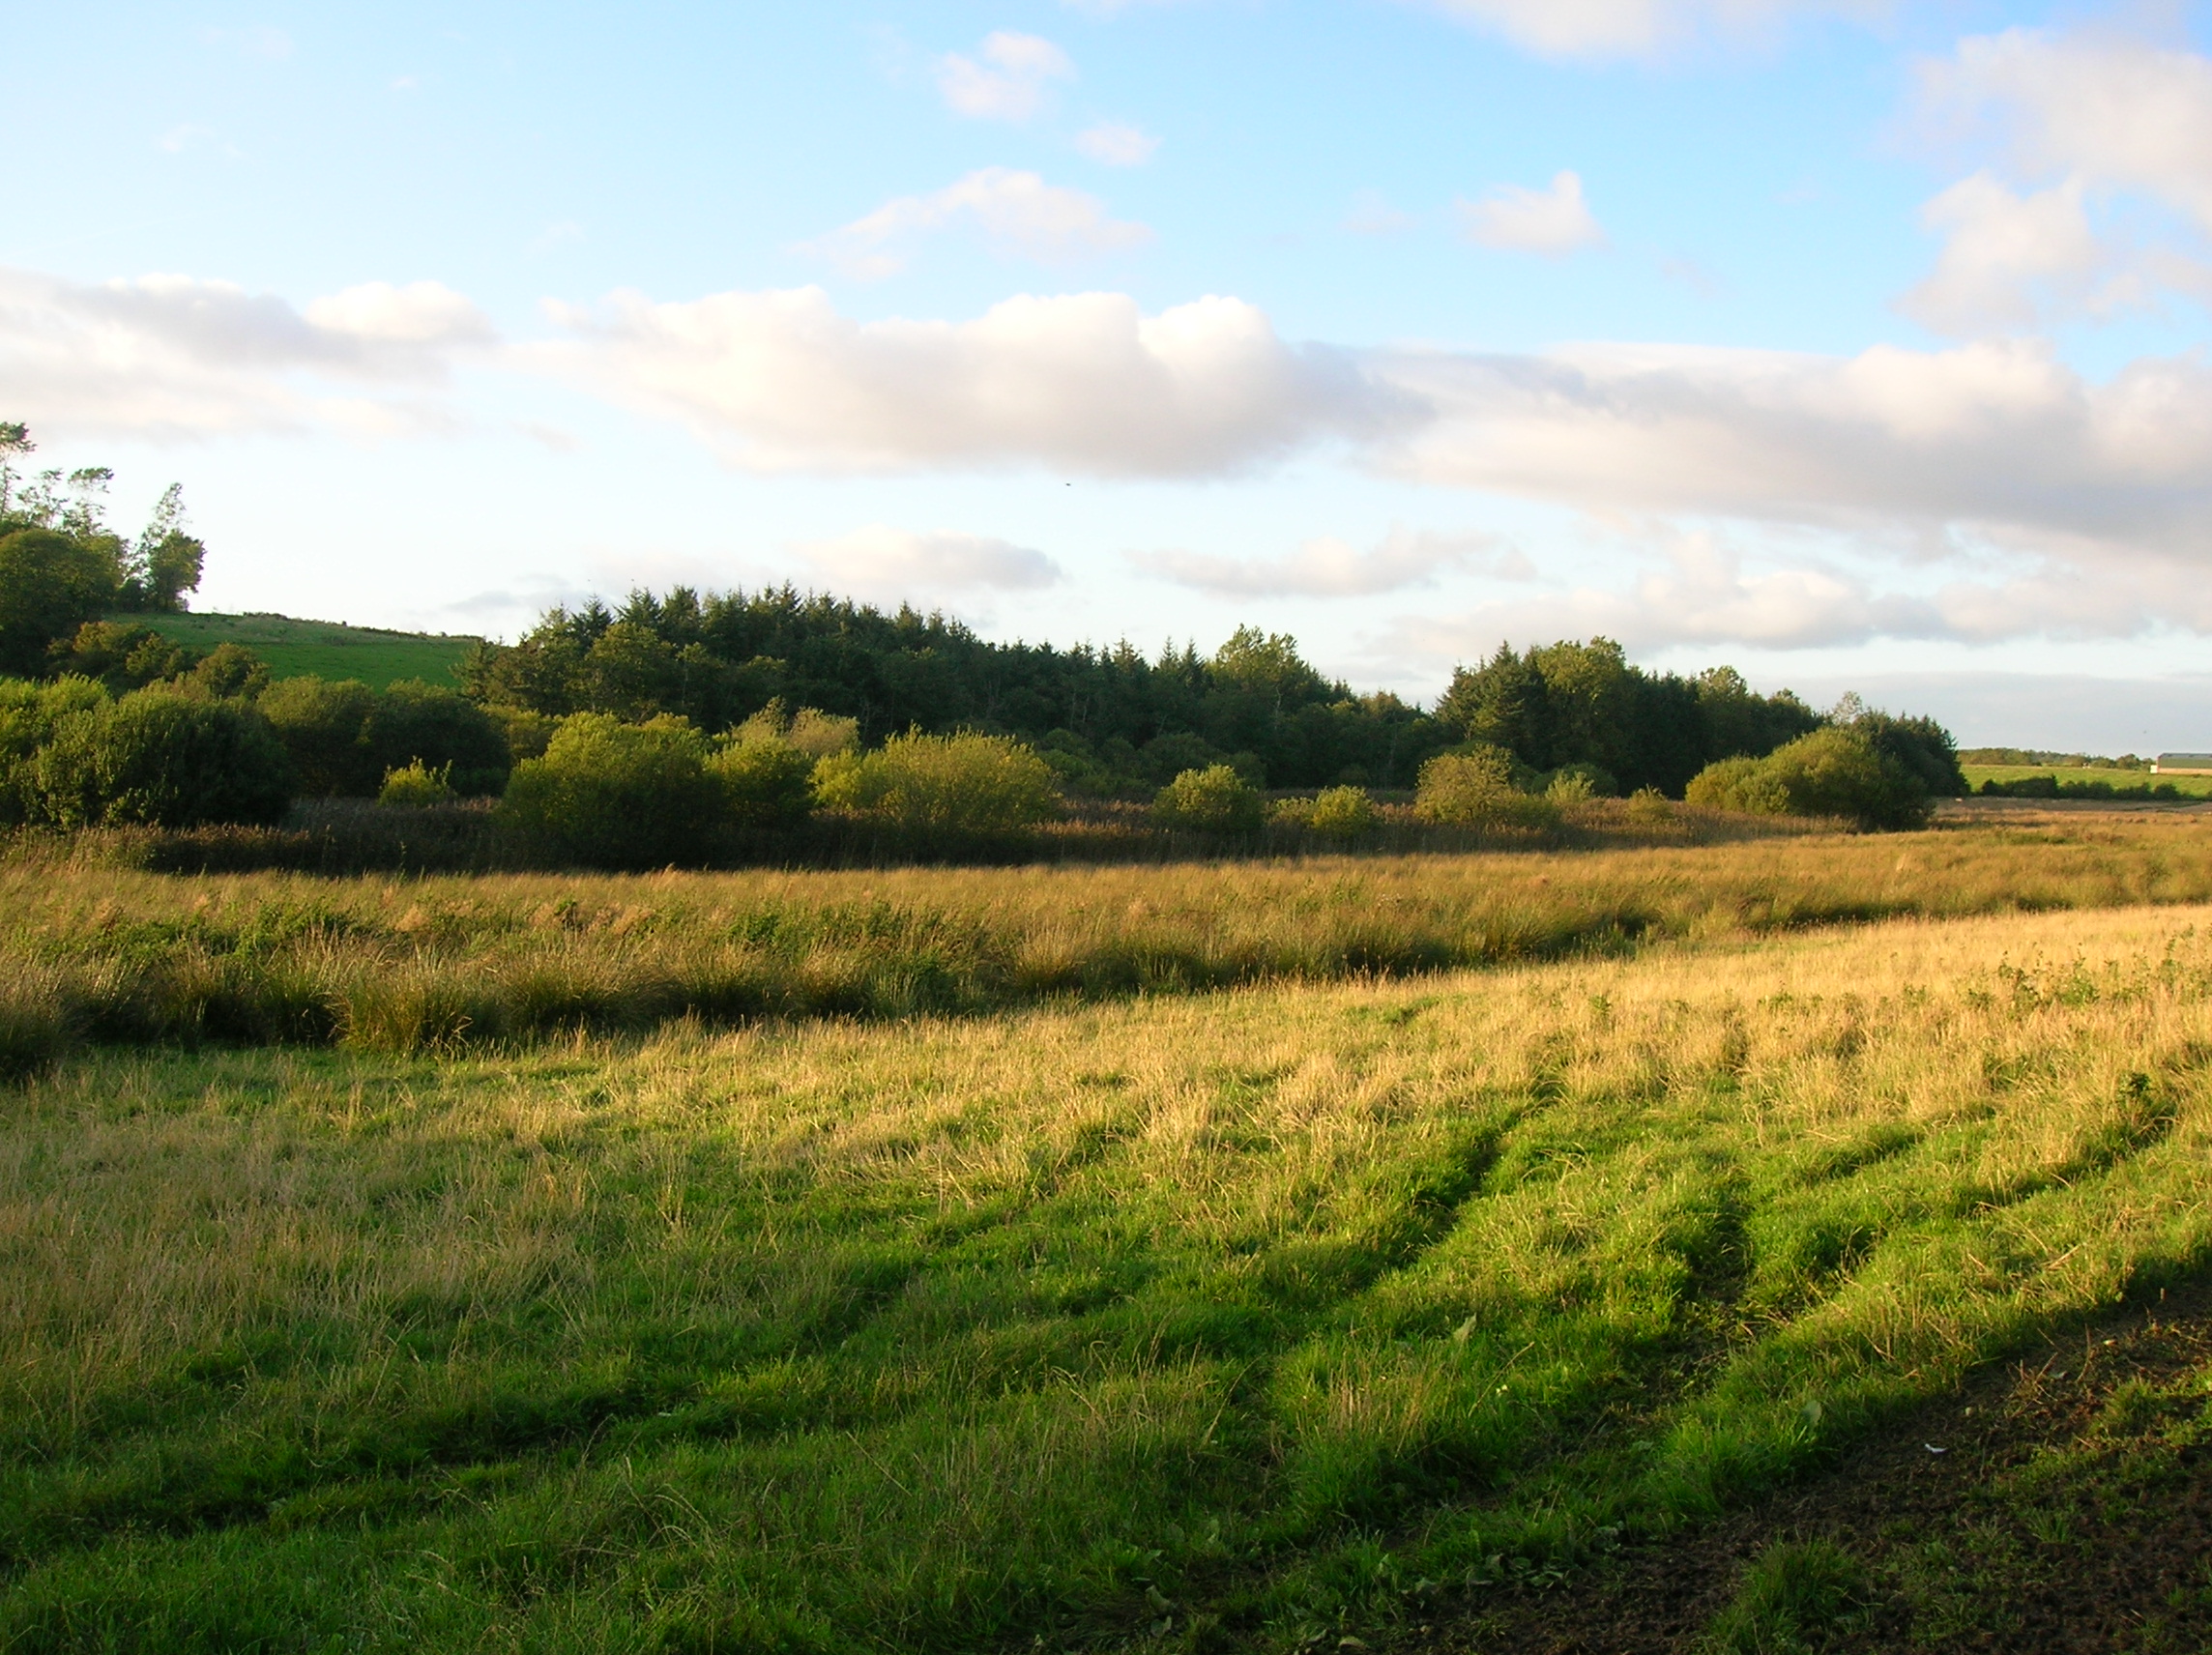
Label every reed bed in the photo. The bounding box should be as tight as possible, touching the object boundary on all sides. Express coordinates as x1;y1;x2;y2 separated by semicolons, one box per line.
1;903;2209;1649
2;813;2210;1061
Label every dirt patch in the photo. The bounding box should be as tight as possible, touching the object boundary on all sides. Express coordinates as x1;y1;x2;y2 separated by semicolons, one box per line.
1389;1286;2212;1653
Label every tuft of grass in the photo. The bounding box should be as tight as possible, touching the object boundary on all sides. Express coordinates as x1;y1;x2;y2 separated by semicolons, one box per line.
0;960;73;1081
1702;1539;1868;1653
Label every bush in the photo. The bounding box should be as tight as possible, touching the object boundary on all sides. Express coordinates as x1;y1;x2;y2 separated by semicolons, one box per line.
0;677;108;826
181;643;272;701
1686;726;1931;830
260;677;382;796
711;738;816;828
1414;746;1558;830
496;712;726;868
1152;765;1266;833
364;680;510;797
378;760;454;807
1306;785;1377;839
813;732;1060;833
29;688;293;828
0;530;117;677
45;621;196;692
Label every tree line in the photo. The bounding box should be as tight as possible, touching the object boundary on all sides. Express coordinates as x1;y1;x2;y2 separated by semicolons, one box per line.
455;586;1873;798
0;422;1968;853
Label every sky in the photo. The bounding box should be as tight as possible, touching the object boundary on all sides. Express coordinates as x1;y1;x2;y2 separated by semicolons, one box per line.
5;0;2212;749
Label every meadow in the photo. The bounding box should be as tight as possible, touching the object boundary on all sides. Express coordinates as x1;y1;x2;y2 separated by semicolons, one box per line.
4;816;2212;1651
123;613;480;689
1963;763;2212;798
9;813;2212;1065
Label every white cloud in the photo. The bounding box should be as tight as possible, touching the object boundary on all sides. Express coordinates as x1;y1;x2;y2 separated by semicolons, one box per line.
798;525;1062;597
1376;334;2212;553
1458;171;1605;255
538;284;1407;476
1918;29;2212;229
802;168;1152;279
1897;173;2117;335
1132;526;1529;596
1408;0;1881;62
936;32;1074;123
0;267;490;439
1076;122;1160;166
1906;29;2212;330
1375;527;2212;660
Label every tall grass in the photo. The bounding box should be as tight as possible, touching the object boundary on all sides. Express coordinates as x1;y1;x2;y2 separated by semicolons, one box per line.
0;903;2209;1648
5;814;2212;1057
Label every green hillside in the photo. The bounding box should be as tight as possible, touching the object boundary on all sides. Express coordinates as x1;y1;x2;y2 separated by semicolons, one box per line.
1964;763;2212;798
122;612;480;690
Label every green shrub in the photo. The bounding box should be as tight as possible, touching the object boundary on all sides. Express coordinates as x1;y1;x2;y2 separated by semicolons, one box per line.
711;738;817;828
44;621;196;692
378;760;454;807
29;688;293;828
496;712;724;868
1152;765;1266;833
1625;785;1675;826
1687;727;1931;830
181;643;272;701
0;529;117;677
1306;785;1377;838
0;677;108;826
1414;746;1558;830
259;677;381;796
364;680;510;797
814;732;1060;832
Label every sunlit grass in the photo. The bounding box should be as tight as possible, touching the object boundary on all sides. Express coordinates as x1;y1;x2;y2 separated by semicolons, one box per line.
7;815;2212;1059
3;901;2211;1648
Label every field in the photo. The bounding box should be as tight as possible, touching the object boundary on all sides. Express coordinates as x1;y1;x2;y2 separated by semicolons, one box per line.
120;612;480;689
1963;763;2212;797
4;818;2212;1650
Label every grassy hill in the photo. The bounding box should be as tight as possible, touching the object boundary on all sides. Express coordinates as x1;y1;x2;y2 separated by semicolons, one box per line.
121;611;480;689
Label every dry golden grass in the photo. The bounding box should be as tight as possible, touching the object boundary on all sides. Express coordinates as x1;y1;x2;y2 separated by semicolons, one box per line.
2;896;2210;1648
6;811;2212;1065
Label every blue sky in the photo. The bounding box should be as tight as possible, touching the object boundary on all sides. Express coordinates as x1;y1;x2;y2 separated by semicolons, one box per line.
7;0;2212;747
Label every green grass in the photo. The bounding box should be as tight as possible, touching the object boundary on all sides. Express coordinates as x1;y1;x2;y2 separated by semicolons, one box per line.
2;899;2210;1650
1964;764;2212;798
118;612;480;689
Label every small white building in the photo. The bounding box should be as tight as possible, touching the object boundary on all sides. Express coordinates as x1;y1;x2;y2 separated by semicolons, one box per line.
2152;753;2212;774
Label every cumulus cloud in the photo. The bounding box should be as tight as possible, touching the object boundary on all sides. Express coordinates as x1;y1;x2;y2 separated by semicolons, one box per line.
798;525;1062;597
0;267;491;438
1375;335;2212;554
1906;29;2212;330
802;168;1152;279
536;284;1410;476
1132;527;1530;596
1376;527;2212;660
1458;171;1605;255
1407;0;1882;62
1896;173;2114;334
1076;122;1160;166
937;32;1074;122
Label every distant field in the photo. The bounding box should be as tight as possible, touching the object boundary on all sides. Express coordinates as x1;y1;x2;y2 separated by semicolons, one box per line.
121;611;480;689
1963;763;2212;797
